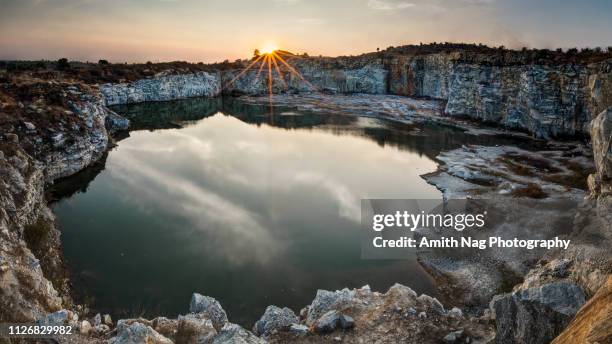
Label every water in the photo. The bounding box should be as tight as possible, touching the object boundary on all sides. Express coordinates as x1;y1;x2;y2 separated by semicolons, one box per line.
50;97;519;326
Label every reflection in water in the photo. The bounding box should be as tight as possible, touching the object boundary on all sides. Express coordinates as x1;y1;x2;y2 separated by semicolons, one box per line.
51;97;529;326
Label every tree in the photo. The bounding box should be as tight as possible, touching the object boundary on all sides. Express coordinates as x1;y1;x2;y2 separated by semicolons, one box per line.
56;58;70;70
254;49;261;58
98;59;109;65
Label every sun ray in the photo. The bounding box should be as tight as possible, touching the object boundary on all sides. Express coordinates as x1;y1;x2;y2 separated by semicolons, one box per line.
271;56;287;89
225;54;264;87
267;56;274;111
272;52;320;93
254;55;268;85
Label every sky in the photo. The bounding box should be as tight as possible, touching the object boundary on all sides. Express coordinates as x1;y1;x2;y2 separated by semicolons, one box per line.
0;0;611;63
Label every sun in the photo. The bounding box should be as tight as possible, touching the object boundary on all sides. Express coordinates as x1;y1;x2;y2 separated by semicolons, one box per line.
259;42;279;55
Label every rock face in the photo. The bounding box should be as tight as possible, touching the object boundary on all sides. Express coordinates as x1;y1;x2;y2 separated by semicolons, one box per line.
219;53;612;139
100;71;222;106
387;54;612;139
491;281;586;344
222;57;387;95
588;107;612;197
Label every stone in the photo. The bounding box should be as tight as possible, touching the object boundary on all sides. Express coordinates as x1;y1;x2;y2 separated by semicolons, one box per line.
80;320;93;335
313;310;342;334
36;309;78;326
5;133;18;143
152;317;179;339
288;324;309;335
93;313;101;326
212;323;266;344
305;288;358;325
491;281;586;344
189;293;228;331
312;310;354;334
443;330;464;343
95;324;110;334
417;294;445;314
23;122;36;130
176;313;217;344
338;314;354;329
253;305;299;336
448;307;463;319
109;322;173;344
104;314;113;325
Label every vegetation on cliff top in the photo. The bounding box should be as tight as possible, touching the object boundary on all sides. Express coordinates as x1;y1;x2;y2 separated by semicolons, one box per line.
1;43;611;85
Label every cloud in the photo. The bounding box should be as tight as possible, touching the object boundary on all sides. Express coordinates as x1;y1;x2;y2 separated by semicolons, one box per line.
368;0;415;11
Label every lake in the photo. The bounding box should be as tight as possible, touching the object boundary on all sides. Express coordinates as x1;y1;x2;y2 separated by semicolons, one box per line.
51;97;503;326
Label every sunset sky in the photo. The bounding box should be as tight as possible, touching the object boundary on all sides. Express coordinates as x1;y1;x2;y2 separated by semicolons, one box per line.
1;0;611;63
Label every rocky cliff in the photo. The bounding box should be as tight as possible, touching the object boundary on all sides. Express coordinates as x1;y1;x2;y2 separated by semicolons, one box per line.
220;52;612;139
0;78;128;322
100;71;221;106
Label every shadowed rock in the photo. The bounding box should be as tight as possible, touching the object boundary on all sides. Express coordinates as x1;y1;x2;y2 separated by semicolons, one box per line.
491;281;586;344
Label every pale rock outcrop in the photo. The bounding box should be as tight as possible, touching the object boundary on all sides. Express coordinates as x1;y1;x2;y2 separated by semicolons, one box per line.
100;72;221;106
588;107;612;197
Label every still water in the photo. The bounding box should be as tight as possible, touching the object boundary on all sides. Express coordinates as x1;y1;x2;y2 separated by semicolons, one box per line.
51;97;508;326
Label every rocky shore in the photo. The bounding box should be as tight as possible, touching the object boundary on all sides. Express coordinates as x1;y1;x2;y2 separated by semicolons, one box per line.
0;45;611;343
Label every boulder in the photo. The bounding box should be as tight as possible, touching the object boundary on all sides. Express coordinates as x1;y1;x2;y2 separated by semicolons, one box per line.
491;281;586;344
212;323;266;344
152;317;179;339
313;310;354;334
289;324;310;335
189;293;228;331
176;313;217;344
253;305;299;336
305;288;360;325
109;322;173;344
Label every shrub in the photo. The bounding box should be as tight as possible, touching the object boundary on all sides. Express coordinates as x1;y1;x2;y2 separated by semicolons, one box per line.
56;58;70;70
